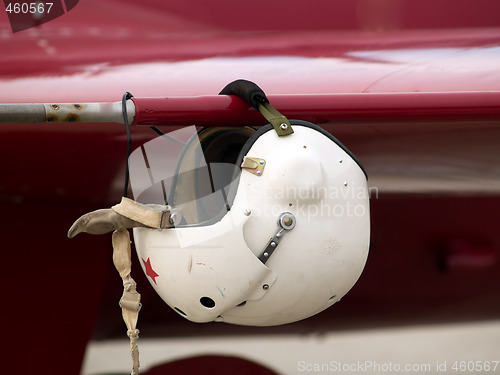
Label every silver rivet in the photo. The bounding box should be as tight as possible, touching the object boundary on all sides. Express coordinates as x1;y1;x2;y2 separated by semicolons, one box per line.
244;209;251;216
280;123;288;130
339;159;343;163
344;182;348;187
259;159;265;165
276;232;282;238
263;252;269;257
263;284;269;290
270;241;276;247
256;170;262;175
283;216;293;227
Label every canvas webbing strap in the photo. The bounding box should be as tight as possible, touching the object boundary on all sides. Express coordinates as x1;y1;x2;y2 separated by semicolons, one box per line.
109;198;177;374
113;228;141;375
68;197;177;375
67;197;175;238
112;197;174;230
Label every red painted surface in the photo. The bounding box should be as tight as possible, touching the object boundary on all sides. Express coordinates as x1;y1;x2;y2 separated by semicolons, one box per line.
1;28;500;100
132;92;500;126
1;0;500;373
2;203;109;374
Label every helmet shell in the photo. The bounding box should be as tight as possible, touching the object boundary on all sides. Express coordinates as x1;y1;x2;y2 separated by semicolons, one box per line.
133;122;370;326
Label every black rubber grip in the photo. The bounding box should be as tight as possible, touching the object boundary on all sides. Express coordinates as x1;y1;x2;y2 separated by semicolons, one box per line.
218;79;269;110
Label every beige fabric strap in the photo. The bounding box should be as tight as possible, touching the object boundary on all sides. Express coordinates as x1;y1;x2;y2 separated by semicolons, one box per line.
112;197;174;229
69;197;178;374
112;228;141;375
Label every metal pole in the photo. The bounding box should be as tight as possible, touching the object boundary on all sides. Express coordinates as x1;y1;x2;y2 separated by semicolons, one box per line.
131;91;500;126
0;103;46;123
0;100;135;124
1;91;500;125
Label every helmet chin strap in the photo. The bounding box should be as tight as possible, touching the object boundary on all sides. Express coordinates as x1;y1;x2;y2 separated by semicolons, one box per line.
68;197;176;375
113;228;141;375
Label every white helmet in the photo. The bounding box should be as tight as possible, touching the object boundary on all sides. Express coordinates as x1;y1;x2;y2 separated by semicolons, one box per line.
129;119;370;326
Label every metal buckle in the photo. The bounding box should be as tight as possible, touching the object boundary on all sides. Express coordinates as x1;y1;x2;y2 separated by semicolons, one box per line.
159;210;169;230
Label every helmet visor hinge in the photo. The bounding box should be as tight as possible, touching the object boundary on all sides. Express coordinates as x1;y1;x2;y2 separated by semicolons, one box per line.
258;212;296;264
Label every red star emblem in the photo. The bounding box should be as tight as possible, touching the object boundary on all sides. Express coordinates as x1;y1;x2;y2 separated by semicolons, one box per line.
142;257;159;285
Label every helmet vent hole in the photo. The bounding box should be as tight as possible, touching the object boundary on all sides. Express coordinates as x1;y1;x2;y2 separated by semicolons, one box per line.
174;307;187;316
328;295;337;302
236;301;247;307
200;297;216;308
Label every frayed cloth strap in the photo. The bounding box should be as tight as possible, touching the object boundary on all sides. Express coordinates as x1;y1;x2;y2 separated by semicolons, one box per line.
113;228;141;375
112;197;174;229
68;197;176;374
108;198;175;375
